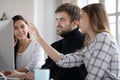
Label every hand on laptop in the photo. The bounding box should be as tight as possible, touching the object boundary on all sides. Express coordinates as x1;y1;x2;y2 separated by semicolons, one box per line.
1;70;11;76
22;71;34;80
7;70;25;78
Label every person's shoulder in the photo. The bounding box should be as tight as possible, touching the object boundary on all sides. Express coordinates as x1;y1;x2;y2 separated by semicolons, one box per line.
51;39;63;46
95;32;113;42
31;39;41;47
96;32;112;39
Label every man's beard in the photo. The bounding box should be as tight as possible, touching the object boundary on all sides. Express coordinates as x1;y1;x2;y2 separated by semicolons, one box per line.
57;30;71;37
56;24;72;36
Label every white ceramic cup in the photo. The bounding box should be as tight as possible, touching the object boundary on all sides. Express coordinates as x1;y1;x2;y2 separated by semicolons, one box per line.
34;69;50;80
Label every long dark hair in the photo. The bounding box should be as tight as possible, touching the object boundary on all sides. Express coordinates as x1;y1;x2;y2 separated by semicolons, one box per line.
12;15;30;68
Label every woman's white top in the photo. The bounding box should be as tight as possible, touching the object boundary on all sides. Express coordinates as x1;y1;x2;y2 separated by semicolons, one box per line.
16;40;45;71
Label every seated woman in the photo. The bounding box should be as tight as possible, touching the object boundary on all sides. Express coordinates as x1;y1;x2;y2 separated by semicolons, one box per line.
3;15;45;78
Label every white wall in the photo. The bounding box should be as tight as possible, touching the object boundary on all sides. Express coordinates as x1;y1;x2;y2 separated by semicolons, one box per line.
35;0;59;44
0;0;59;44
0;0;34;22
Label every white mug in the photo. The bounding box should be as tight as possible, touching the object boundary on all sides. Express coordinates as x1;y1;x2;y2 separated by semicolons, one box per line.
34;69;50;80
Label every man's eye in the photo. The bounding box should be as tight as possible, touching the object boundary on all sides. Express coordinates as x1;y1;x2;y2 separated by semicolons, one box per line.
60;18;65;21
14;27;18;30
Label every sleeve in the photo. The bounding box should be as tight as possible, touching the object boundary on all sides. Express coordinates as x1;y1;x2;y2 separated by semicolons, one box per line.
57;51;84;68
85;34;113;80
25;41;45;71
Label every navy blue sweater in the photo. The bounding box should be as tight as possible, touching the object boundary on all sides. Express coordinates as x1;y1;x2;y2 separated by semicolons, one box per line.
42;27;87;80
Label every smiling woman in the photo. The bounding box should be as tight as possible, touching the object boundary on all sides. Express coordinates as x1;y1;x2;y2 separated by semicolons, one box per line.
13;15;45;72
2;15;45;78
